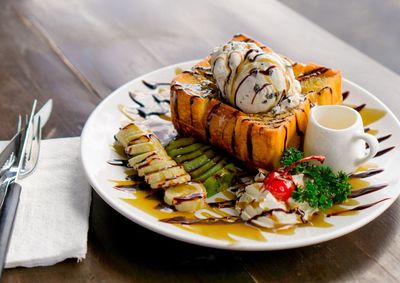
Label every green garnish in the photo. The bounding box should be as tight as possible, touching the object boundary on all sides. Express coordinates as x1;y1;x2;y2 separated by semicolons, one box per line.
280;147;305;173
292;167;351;210
281;147;352;210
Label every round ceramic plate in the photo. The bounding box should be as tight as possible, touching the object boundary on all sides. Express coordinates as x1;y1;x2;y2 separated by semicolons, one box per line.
81;60;400;250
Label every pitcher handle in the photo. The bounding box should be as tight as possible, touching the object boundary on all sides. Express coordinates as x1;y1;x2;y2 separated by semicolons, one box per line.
355;133;379;166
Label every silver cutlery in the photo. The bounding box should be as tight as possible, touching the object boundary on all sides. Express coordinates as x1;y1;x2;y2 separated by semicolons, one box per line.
0;99;52;277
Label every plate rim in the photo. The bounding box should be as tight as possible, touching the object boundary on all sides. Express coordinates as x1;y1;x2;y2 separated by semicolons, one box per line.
81;60;400;251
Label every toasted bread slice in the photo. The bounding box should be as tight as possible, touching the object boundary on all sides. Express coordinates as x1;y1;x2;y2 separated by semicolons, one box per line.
170;34;342;169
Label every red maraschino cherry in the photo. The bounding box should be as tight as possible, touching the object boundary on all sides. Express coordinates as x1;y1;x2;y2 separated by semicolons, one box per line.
263;155;326;201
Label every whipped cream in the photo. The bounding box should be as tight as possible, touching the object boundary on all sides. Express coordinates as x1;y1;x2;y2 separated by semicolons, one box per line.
210;41;303;114
235;181;317;228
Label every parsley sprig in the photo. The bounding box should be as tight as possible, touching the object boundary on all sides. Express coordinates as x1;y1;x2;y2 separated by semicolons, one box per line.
281;147;306;174
281;147;352;210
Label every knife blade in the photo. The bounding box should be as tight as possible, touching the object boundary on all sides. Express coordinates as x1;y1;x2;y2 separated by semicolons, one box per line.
32;99;52;136
0;99;53;173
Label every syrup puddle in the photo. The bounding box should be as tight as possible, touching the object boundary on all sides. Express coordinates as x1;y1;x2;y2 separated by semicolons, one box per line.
345;104;386;126
121;188;337;244
122;190;267;243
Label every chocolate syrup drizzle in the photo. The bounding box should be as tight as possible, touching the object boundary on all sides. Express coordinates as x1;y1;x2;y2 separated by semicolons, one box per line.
350;168;384;178
297;67;329;81
230;111;240;155
377;134;392;143
374;146;396;158
189;96;198;126
129;91;170;119
107;159;129;167
173;192;204;205
283;125;288;150
160;216;238;225
335;90;397;159
350;184;388;198
342;91;350;101
317;86;333;96
246;124;254;161
327;198;390;217
107;81;395;226
152;93;170;104
205;102;222;142
366;134;392;148
249;208;308;224
142;80;170;90
233;68;259;107
129;92;145;107
353;104;366;112
208;200;236;208
251;83;271;104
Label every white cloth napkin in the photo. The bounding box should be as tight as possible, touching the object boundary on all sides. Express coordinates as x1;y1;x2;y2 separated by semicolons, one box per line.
0;137;91;268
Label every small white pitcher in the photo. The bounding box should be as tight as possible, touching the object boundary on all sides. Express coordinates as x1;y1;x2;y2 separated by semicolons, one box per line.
304;105;379;174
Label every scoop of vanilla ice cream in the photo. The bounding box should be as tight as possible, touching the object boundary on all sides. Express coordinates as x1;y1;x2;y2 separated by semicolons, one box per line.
210;41;302;114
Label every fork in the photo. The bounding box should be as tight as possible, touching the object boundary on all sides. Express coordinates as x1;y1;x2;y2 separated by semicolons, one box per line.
0;114;41;208
0;104;42;275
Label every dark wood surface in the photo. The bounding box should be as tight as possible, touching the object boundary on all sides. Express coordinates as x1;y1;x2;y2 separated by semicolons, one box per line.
1;0;400;282
280;0;400;75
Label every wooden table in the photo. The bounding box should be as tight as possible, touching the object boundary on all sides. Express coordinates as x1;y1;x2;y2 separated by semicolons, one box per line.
1;0;400;282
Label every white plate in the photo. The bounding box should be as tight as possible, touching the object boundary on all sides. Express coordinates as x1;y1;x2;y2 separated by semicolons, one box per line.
81;60;400;250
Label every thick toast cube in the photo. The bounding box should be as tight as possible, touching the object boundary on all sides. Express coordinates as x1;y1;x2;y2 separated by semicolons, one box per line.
170;35;342;169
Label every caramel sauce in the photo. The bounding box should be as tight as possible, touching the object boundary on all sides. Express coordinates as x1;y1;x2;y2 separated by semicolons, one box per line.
124;168;137;176
112;143;126;157
303;212;333;228
366;129;379;135
349;179;370;191
159;114;172;122
221;190;237;200
175;67;183;75
266;226;296;235
123;190;267;243
118;104;137;121
111;180;140;191
341;198;360;206
214;197;228;203
120;189;336;243
344;104;386;126
111;180;138;186
350;163;383;192
181;222;267;243
355;162;378;172
123;190;189;218
326;205;359;217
